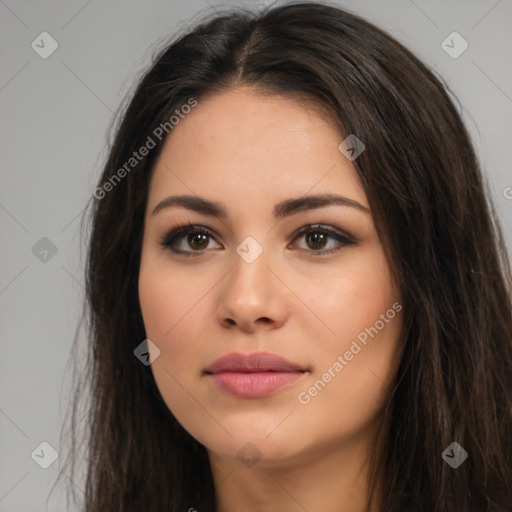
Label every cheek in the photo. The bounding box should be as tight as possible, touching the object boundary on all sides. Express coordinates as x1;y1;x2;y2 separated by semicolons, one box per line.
303;247;399;346
138;259;206;342
294;251;401;430
295;313;401;448
138;258;214;418
138;270;198;435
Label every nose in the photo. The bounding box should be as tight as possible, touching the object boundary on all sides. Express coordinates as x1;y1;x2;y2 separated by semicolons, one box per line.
214;247;289;333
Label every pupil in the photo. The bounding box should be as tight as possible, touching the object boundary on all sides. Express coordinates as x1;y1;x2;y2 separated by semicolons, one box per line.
307;232;326;249
189;233;208;250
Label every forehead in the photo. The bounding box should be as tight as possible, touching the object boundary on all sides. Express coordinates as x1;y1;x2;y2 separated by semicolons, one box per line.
147;87;368;214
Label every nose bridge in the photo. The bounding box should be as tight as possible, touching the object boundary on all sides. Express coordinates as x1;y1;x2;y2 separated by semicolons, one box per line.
228;239;272;302
215;237;288;331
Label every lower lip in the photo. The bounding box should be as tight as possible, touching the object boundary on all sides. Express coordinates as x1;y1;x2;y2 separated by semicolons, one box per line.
208;371;304;398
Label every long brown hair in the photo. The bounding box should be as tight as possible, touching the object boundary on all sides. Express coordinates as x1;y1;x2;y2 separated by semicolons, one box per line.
54;2;512;510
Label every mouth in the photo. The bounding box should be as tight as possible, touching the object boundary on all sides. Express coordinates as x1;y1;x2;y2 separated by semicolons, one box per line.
204;351;308;398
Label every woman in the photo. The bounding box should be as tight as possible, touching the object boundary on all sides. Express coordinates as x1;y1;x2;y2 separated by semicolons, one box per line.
57;2;512;511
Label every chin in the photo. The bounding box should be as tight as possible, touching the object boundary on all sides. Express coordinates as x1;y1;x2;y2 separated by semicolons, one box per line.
198;425;311;468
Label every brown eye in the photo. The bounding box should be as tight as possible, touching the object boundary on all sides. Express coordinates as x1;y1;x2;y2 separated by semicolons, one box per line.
160;223;356;258
291;224;356;255
186;232;210;251
305;231;328;250
160;225;221;257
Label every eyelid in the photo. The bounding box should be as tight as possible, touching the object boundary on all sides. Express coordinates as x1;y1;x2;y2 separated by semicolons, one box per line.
290;223;356;245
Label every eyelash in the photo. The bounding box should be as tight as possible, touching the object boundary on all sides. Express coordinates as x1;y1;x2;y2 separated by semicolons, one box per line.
158;221;356;257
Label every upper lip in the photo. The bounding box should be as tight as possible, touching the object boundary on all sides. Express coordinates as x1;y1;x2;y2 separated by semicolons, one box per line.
204;352;305;374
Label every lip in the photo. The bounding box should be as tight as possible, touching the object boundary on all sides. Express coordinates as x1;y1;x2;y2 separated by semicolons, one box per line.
204;352;307;398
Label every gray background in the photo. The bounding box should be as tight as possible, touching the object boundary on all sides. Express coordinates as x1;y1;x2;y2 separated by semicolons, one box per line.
1;0;511;510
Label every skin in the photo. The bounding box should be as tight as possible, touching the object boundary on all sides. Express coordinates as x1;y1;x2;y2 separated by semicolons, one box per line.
138;87;403;512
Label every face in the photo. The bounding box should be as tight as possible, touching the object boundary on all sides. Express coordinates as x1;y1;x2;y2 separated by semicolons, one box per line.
138;87;403;468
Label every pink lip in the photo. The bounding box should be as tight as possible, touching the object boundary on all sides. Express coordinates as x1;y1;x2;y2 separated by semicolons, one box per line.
204;352;307;398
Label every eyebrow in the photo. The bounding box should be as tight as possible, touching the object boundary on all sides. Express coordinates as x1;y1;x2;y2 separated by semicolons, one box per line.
151;193;370;219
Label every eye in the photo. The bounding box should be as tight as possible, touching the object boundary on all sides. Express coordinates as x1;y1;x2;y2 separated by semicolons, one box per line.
290;224;356;255
159;222;356;257
159;223;221;257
